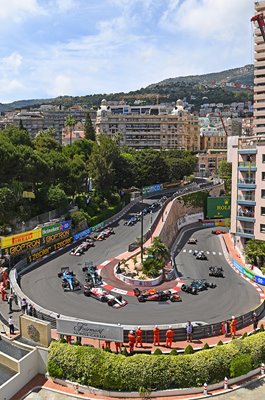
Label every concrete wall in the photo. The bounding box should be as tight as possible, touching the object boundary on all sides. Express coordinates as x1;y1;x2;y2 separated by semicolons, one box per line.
0;347;48;400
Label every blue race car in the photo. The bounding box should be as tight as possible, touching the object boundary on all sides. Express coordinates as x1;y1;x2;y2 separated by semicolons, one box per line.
58;267;81;291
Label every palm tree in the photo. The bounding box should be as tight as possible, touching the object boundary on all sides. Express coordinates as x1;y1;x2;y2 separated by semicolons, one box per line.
147;237;169;263
64;115;76;145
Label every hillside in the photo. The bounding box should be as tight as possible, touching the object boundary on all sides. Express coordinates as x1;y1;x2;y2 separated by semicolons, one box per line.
0;64;254;112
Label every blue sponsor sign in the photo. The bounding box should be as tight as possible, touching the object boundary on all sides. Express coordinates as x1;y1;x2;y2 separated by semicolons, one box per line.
232;258;265;285
255;275;265;285
74;228;92;241
232;260;245;274
142;184;163;195
60;220;71;231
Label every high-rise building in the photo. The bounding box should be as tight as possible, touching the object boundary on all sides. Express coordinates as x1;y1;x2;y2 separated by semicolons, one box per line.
253;1;265;135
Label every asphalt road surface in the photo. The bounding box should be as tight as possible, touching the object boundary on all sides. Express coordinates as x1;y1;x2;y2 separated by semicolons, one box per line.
20;200;260;327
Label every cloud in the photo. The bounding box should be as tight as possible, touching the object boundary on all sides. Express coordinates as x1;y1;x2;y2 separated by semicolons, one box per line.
50;75;73;97
54;0;76;13
2;52;23;70
160;0;252;41
0;0;46;22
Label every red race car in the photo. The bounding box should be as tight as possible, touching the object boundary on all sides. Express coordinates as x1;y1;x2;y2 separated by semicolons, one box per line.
134;288;181;302
212;229;225;235
84;287;128;308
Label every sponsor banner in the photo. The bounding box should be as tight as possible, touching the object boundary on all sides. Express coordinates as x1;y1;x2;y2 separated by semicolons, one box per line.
8;238;43;256
232;258;265;285
177;212;204;229
27;236;73;263
142;183;163;196
1;228;42;250
207;196;231;219
74;228;92;241
42;220;72;237
44;229;70;245
56;317;123;342
91;222;105;232
202;222;215;227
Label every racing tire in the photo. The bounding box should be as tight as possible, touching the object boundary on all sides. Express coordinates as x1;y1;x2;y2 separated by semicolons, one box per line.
107;299;115;306
138;295;146;302
191;288;197;295
116;295;122;302
84;290;91;297
170;296;180;302
58;272;62;278
82;266;87;272
209;283;216;288
181;284;187;291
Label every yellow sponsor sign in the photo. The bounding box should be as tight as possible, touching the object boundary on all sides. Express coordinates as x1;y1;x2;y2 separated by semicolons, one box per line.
1;228;42;249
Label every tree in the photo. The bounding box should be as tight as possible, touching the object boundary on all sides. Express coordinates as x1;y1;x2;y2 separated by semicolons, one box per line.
64;115;76;145
147;236;170;263
47;185;68;210
245;239;265;268
218;160;232;194
84;112;96;141
33;132;62;153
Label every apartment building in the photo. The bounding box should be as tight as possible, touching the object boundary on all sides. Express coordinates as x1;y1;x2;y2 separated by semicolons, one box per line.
253;1;265;135
2;106;96;142
96;99;200;150
197;150;227;177
230;135;265;254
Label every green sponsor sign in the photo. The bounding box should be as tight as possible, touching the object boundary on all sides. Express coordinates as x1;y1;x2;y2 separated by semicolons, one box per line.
42;223;61;237
207;196;231;219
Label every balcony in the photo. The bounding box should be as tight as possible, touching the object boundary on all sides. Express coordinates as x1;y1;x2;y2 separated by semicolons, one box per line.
236;227;255;239
236;210;255;223
237;179;256;189
237;195;256;206
238;162;257;172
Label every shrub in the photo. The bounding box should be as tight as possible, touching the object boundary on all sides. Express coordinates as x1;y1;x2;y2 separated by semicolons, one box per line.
184;345;194;354
153;348;163;355
59;338;67;344
217;340;223;346
260;324;264;332
170;349;178;356
230;354;252;378
104;347;112;353
121;347;129;356
241;332;248;339
203;343;210;350
73;340;82;346
48;333;265;391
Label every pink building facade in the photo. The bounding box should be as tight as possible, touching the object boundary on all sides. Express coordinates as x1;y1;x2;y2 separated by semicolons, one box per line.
230;136;265;254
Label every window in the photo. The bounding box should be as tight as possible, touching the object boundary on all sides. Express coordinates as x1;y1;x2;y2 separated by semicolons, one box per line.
262;172;265;181
262;190;265;199
261;224;265;233
261;207;265;216
263;154;265;163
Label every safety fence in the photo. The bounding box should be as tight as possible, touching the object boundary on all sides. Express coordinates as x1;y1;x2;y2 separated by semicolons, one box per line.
10;180;259;343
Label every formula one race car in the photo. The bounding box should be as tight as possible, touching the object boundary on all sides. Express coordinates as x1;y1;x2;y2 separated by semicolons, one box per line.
93;231;107;241
194;250;208;260
102;227;115;237
133;288;181;302
124;216;138;226
188;237;197;244
82;261;103;286
212;229;225;235
70;241;92;256
209;266;224;278
58;267;81;291
181;279;216;295
83;287;128;308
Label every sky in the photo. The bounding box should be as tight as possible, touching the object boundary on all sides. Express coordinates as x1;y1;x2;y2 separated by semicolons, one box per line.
0;0;255;103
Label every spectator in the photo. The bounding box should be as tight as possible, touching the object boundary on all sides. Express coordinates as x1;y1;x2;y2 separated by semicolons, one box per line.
8;316;15;335
252;312;258;331
21;298;27;314
186;321;193;342
1;285;6;301
221;321;229;337
128;330;136;353
27;304;33;316
115;341;122;353
8;294;14;313
135;327;143;347
166;326;174;348
105;340;111;349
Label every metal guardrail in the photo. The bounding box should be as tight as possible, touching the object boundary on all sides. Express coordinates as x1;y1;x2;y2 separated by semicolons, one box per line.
11;180;263;343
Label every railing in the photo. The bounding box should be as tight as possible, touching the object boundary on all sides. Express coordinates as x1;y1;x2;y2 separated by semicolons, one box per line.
238;162;256;167
238;142;257;150
237;227;254;235
238;179;256;185
237;211;255;218
237;195;255;202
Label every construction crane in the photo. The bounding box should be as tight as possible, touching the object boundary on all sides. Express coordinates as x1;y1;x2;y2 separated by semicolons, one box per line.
251;13;265;43
218;112;228;136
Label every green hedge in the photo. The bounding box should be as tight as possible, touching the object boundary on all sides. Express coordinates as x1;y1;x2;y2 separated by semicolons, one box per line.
48;333;265;391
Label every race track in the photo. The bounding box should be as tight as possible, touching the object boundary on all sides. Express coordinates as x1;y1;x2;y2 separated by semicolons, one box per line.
20;200;260;326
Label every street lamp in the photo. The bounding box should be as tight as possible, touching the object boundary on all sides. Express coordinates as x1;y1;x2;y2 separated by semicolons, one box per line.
129;186;144;265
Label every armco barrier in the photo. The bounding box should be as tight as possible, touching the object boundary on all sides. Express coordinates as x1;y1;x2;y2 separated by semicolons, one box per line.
232;259;265;286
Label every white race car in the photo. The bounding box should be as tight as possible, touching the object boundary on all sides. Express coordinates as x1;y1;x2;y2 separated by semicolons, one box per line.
84;287;128;308
70;242;90;256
